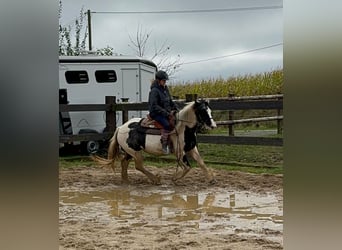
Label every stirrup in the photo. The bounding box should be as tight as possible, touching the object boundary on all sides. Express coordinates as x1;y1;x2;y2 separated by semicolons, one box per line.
162;144;170;154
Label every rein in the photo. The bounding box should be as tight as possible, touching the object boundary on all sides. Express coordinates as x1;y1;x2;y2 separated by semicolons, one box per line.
171;113;190;172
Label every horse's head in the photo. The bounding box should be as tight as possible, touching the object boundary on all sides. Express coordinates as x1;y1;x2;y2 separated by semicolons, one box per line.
194;100;217;129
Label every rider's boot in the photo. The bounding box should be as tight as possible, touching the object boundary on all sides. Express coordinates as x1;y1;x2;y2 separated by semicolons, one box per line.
161;129;170;154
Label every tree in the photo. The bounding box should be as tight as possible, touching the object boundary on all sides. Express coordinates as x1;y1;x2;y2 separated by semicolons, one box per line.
128;24;182;78
58;1;180;71
95;46;115;56
58;1;114;56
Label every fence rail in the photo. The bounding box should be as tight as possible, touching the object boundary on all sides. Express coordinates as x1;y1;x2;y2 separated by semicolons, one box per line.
59;132;112;144
216;115;283;126
197;135;283;146
59;94;283;146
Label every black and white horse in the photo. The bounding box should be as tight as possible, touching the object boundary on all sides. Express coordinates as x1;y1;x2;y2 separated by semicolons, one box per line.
93;100;217;185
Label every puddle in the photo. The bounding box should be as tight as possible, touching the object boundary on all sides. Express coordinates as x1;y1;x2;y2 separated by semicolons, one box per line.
60;186;282;241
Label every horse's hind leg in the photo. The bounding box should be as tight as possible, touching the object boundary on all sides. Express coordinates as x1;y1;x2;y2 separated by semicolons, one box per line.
134;152;161;185
121;153;132;184
187;146;217;185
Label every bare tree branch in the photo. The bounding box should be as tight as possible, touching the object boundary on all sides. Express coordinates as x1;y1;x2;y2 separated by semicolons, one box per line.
128;24;152;57
128;25;182;78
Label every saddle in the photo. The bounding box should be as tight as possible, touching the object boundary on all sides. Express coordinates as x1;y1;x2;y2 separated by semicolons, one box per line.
139;114;175;135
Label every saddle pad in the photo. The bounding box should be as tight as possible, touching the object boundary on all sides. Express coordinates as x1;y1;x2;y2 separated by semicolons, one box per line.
142;128;162;135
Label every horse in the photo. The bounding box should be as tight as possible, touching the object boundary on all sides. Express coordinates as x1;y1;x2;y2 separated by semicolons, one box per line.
92;100;217;185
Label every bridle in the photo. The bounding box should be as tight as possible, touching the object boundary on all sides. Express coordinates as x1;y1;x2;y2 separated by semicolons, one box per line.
195;102;214;127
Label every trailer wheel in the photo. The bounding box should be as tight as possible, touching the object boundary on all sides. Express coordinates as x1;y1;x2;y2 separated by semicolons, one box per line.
81;140;100;154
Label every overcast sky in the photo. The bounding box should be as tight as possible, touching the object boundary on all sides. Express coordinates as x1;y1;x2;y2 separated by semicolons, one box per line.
59;0;283;83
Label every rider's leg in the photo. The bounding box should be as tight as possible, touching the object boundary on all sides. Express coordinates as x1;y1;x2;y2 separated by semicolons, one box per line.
160;128;170;154
153;115;171;154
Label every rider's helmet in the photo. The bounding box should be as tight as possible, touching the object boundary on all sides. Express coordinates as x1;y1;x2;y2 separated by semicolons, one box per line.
155;70;169;81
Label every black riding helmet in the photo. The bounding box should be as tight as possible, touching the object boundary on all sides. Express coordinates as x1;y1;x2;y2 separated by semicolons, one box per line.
155;70;169;81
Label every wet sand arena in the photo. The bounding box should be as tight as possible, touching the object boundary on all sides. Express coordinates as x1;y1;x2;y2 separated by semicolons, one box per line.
59;165;283;249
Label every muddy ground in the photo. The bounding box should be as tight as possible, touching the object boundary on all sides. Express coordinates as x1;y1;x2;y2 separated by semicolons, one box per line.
59;165;283;250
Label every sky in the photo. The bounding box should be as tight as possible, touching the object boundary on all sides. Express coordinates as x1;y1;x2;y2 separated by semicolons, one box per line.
59;0;283;83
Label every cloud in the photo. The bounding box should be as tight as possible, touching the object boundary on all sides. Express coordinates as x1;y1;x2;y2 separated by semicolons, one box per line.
60;0;283;81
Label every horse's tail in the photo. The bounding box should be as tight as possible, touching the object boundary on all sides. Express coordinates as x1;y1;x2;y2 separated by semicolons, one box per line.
91;128;120;170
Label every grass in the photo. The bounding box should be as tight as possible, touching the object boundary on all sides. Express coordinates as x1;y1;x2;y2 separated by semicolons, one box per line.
197;143;282;168
59;143;283;175
59;156;94;169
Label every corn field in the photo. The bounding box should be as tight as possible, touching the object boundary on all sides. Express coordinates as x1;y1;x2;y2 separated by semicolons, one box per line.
169;69;283;98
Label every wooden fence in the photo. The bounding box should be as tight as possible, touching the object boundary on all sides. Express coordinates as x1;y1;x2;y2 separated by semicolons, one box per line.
59;94;283;146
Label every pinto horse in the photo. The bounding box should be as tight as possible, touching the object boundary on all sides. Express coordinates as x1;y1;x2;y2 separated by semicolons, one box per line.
92;100;217;185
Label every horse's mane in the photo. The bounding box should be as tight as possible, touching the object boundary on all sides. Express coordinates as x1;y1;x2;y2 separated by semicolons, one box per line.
181;99;207;112
177;101;196;125
182;101;195;111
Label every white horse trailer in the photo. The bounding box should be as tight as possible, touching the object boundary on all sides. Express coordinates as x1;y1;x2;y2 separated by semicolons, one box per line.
59;55;157;153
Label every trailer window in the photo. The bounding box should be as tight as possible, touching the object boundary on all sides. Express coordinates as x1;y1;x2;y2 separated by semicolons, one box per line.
95;70;117;83
65;71;89;84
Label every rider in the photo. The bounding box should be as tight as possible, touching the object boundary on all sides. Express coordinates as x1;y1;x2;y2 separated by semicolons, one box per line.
148;70;178;154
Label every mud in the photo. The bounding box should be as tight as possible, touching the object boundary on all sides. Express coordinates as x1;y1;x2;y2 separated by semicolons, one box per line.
59;165;283;249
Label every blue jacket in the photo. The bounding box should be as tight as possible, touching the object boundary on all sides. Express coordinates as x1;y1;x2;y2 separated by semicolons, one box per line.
148;80;177;118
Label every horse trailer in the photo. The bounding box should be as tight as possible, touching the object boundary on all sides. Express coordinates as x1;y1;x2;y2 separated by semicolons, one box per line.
59;55;157;153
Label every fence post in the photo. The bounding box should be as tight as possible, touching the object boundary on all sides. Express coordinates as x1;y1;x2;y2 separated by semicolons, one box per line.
105;96;116;133
277;94;283;134
122;107;129;123
121;98;129;123
228;93;235;136
185;94;198;102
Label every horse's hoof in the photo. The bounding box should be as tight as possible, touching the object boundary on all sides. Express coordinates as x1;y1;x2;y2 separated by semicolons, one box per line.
153;181;162;185
209;179;217;185
153;176;162;185
121;179;130;186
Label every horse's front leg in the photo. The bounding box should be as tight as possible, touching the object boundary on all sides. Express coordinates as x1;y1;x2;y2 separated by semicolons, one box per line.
172;146;191;182
134;152;161;185
187;146;217;185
